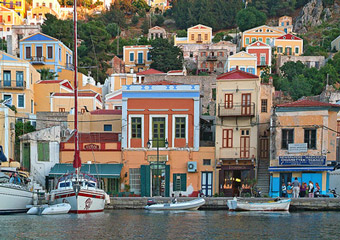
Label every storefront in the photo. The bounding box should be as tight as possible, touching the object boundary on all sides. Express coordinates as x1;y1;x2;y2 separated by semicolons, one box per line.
140;163;170;197
219;165;255;197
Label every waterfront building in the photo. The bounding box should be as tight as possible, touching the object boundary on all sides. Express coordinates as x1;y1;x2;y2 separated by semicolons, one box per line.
269;99;340;197
0;51;40;121
242;25;285;48
225;51;257;75
215;70;261;197
0;106;15;161
197;41;236;75
276;16;293;34
121;82;215;197
246;41;272;76
331;34;340;52
19;32;73;75
0;6;24;40
123;45;152;73
148;26;167;40
274;34;303;56
0;0;25;18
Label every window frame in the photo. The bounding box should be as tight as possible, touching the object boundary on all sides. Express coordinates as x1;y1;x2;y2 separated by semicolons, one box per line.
17;94;24;108
131;117;142;139
224;93;233;109
304;129;317;149
104;124;113;132
47;46;53;59
175;117;186;139
38;141;49;162
281;129;294;149
129;52;134;62
222;129;233;148
261;99;268;113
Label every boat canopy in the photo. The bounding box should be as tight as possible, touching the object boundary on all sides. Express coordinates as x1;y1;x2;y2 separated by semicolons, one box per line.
49;163;123;178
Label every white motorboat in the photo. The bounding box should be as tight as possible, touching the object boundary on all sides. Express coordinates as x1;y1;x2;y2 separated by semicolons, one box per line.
145;198;206;211
227;198;291;211
27;203;71;215
0;172;33;214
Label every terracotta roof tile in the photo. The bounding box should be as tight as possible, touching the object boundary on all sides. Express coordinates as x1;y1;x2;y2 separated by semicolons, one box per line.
136;68;165;75
277;99;340;108
276;34;302;40
217;69;259;80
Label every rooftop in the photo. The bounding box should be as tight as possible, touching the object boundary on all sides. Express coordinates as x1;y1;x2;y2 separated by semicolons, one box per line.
217;69;259;80
65;132;120;143
276;99;340;108
143;80;182;85
276;34;302;40
90;109;122;115
136;68;165;75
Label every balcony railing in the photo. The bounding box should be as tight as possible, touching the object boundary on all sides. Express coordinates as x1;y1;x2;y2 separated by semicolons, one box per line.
218;103;255;117
30;56;46;64
135;60;145;66
0;80;26;89
219;147;257;160
259;61;266;66
206;55;217;61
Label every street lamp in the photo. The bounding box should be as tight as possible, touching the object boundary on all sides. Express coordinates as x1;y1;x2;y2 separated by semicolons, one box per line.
147;138;168;196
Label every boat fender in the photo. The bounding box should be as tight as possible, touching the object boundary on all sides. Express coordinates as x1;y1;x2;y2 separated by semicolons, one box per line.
50;193;55;202
105;193;110;204
45;194;50;201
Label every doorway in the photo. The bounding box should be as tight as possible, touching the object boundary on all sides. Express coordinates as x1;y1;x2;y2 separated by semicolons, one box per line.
280;173;292;197
22;143;30;171
201;172;213;196
151;163;165;197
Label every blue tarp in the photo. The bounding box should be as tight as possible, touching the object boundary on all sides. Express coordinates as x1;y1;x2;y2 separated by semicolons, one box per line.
0;146;7;162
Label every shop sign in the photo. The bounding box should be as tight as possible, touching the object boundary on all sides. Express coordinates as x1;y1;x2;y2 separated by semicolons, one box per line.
147;155;168;162
83;144;100;151
288;143;307;153
279;155;326;166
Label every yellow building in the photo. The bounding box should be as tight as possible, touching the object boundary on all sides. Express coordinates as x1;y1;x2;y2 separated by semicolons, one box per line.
216;70;261;197
274;34;304;56
277;16;293;34
32;0;60;16
123;45;152;73
0;51;40;119
0;6;23;39
0;106;15;161
174;24;212;46
19;33;73;75
0;0;25;17
242;25;285;48
225;51;257;75
269;99;340;197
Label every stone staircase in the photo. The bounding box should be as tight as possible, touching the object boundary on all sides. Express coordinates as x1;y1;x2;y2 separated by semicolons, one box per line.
256;159;270;196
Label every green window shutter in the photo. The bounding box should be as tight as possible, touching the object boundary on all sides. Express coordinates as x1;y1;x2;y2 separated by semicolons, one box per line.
140;165;150;197
38;142;43;161
181;174;187;191
44;143;49;161
165;165;170;197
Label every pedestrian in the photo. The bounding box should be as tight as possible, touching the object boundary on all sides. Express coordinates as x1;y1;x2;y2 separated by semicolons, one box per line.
308;181;314;198
287;182;293;198
314;182;321;197
292;177;300;198
281;183;287;197
300;182;306;198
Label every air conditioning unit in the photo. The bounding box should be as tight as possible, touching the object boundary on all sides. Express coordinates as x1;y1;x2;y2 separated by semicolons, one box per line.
188;161;197;173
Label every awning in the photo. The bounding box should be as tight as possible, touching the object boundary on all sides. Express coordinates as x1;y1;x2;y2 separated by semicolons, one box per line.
268;166;334;172
49;163;123;178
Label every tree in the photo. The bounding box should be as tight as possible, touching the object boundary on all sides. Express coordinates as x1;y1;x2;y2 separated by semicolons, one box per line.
236;7;267;32
150;38;184;72
176;30;187;37
212;32;233;43
280;61;306;81
131;14;139;25
38;68;58;80
106;23;120;38
141;19;149;34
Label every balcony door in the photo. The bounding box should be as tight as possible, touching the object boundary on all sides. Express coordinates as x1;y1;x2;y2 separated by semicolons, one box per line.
138;52;143;64
241;93;251;115
240;129;250;158
3;71;11;87
36;46;42;59
152;117;165;147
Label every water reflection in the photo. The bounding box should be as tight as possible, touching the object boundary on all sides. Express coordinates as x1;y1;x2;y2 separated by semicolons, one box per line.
1;210;340;239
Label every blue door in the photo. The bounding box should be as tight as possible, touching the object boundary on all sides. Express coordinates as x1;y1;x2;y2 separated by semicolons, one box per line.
201;172;213;196
280;173;292;197
138;52;143;64
302;173;323;192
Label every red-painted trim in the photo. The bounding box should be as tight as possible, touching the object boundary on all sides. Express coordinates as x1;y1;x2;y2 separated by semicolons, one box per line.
69;209;104;214
60;149;121;152
54;192;105;199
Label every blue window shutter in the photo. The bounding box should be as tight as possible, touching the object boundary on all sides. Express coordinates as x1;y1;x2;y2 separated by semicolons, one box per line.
140;165;150;197
165;165;170;197
129;52;134;62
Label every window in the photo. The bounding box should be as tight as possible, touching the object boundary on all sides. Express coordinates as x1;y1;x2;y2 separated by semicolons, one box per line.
6;27;10;32
173;173;186;191
38;142;49;162
266;38;270;45
81;108;86;114
3;94;11;101
147;52;151;61
281;129;294;149
42;2;46;6
59;48;61;61
259;37;263;42
59;108;65;112
198;34;202;41
260;56;266;65
129;168;141;194
245;38;249;45
295;47;299;54
261;99;268;113
16;71;23;87
203;159;211;165
285;47;292;55
191;34;194;41
152;117;165;147
218;61;223;68
129;52;134;62
31;100;33;113
304;129;316;149
104;124;112;131
224;94;233;109
18;95;24;108
36;46;42;58
247;68;255;74
189;52;193;58
205;34;208;40
218;52;223;57
47;46;53;59
25;46;31;59
0;16;2;23
222;129;233;148
3;71;11;87
201;52;206;57
49;3;52;8
277;47;283;53
260;138;269;158
131;117;141;138
175;117;186;138
315;61;320;69
251;37;256;43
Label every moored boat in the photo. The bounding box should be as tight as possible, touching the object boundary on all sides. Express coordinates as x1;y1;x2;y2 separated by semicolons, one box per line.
227;198;291;211
27;203;71;215
145;198;206;211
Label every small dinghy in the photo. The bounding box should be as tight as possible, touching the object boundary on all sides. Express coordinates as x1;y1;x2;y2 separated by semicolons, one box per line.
145;198;205;211
227;198;291;211
27;203;71;215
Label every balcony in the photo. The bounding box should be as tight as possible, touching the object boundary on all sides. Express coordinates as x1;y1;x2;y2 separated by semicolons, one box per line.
30;56;46;65
218;103;255;117
0;80;26;89
206;55;217;61
258;61;266;66
218;147;257;160
135;60;145;66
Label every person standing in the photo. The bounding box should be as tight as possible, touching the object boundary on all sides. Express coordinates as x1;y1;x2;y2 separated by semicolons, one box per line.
300;182;306;198
308;181;314;198
282;183;287;198
287;182;293;198
292;177;300;198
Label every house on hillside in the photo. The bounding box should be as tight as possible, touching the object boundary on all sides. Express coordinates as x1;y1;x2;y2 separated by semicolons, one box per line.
331;35;340;52
225;51;257;75
246;41;272;76
242;25;285;48
123;45;152;73
274;34;303;56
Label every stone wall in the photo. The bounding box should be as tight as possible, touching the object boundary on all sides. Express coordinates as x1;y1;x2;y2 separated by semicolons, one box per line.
144;75;216;116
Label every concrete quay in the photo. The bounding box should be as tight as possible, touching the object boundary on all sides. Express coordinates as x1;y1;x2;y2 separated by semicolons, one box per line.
106;197;340;211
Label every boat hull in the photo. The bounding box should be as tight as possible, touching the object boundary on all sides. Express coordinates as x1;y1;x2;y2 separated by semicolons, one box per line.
145;198;205;211
227;199;291;211
0;184;33;214
51;188;106;213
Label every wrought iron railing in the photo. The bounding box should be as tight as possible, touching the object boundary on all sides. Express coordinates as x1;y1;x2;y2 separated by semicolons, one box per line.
0;80;26;89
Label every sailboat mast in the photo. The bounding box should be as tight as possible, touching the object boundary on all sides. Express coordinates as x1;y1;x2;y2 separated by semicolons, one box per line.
73;0;81;173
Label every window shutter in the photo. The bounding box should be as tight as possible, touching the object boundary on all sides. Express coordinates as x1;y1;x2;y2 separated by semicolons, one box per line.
181;174;187;191
140;165;150;197
165;165;170;197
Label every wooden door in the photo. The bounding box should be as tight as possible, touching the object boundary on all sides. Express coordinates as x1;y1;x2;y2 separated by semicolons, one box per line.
241;93;251;115
36;46;42;58
240;135;250;158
